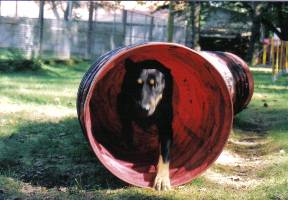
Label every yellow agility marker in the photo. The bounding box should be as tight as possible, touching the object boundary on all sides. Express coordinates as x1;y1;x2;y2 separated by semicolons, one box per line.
280;41;284;72
275;40;280;74
271;38;275;75
286;41;288;72
262;44;267;65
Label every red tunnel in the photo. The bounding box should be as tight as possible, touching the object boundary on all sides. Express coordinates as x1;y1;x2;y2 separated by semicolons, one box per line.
77;42;254;188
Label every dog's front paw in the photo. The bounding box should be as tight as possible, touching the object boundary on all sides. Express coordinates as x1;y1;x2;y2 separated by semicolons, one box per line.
153;174;171;191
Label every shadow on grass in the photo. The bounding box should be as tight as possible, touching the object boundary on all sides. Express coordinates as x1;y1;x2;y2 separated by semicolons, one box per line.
233;69;288;135
234;107;288;132
0;117;126;190
107;192;173;200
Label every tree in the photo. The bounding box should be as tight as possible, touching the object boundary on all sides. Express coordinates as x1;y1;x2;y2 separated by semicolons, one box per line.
261;2;288;41
38;0;44;58
187;1;201;50
46;1;81;20
212;2;266;62
64;1;73;21
222;2;288;62
246;2;263;63
86;1;95;58
167;1;174;42
47;0;61;19
15;0;18;17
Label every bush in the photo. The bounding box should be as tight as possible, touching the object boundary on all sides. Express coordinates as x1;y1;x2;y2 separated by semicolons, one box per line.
43;58;84;66
0;59;43;72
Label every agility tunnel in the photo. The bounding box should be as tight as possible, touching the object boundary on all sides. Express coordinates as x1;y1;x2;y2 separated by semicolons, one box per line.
77;42;254;188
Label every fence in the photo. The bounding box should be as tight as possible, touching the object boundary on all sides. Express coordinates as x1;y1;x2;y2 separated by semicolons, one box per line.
0;6;187;60
256;38;288;80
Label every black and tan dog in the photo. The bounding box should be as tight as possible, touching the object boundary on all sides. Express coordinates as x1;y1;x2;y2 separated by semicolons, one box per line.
117;58;173;191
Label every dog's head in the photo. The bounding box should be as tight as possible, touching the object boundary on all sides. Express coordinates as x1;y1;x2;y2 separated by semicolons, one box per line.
124;59;170;117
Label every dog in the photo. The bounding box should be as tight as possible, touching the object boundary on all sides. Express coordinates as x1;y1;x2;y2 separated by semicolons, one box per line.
117;58;173;191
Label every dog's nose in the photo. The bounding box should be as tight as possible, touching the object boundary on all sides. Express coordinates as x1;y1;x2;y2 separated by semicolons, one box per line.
142;104;150;111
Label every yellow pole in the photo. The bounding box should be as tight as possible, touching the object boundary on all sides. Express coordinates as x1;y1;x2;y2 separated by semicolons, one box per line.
279;41;284;72
262;44;267;65
271;38;275;76
275;40;280;75
286;41;288;72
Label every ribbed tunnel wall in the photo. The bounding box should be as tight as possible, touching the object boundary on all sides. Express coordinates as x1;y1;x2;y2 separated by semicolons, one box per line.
77;43;254;188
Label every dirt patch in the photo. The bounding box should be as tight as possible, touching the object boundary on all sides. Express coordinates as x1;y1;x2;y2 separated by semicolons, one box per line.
20;183;46;194
227;133;279;158
203;135;271;189
230;138;268;146
204;169;263;189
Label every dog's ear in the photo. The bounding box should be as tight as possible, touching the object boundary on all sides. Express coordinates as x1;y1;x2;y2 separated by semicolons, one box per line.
124;58;135;71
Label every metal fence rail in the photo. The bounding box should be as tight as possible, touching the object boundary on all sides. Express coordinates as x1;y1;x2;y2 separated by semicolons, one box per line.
0;7;186;60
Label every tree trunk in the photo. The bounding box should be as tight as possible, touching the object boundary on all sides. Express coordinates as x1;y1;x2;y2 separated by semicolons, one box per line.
149;16;154;41
15;0;18;17
64;1;73;21
86;1;95;59
51;0;60;20
167;1;174;42
188;2;201;50
38;1;45;58
61;1;72;59
122;9;127;45
246;2;262;63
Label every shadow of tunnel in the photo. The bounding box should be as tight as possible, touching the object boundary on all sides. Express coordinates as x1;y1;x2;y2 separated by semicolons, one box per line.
0;117;126;190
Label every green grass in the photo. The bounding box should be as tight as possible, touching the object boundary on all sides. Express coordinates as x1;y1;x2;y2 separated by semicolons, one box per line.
0;64;288;199
235;69;288;150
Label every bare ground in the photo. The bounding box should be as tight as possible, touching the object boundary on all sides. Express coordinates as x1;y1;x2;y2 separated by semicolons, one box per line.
204;131;286;190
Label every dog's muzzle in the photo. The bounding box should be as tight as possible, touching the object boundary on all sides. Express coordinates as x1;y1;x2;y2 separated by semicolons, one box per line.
136;102;154;117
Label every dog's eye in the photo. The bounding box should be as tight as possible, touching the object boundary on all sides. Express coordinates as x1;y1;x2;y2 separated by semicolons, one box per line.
149;79;155;86
137;78;143;84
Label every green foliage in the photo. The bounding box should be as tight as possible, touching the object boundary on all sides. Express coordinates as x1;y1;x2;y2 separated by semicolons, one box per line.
43;58;84;66
0;48;87;72
0;59;43;72
207;2;288;40
0;48;43;71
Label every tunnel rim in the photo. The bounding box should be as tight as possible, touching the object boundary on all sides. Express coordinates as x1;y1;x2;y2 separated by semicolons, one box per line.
82;42;234;188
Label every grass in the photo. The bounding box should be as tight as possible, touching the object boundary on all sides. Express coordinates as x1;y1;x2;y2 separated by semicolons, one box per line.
0;62;288;199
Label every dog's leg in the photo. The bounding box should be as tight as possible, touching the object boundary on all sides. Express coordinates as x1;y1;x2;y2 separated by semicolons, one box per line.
153;129;172;191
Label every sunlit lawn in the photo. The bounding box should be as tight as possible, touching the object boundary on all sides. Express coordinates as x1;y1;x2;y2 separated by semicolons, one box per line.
0;62;288;200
